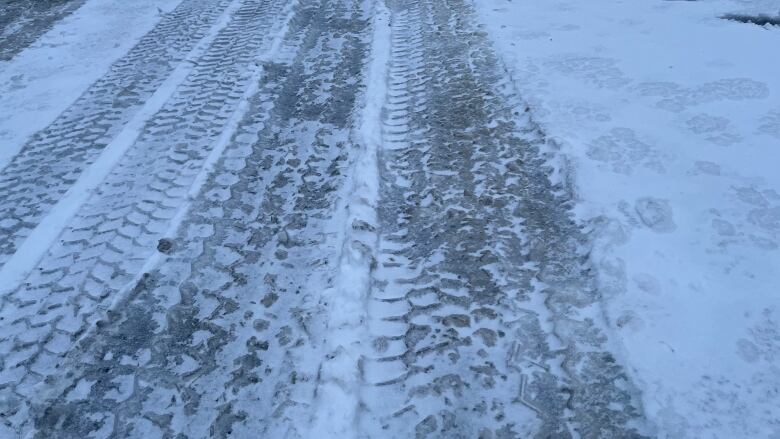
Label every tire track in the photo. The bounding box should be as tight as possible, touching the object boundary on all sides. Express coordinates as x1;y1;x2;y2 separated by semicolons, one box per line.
0;0;297;435
0;0;233;268
14;0;373;436
0;0;653;437
361;0;650;437
0;0;87;61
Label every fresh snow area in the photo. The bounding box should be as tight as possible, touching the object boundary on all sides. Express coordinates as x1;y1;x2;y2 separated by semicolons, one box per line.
476;0;780;437
0;0;182;170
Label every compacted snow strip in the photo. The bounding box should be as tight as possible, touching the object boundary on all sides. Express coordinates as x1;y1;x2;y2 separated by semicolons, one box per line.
0;0;183;171
475;0;780;437
0;0;247;296
308;2;390;436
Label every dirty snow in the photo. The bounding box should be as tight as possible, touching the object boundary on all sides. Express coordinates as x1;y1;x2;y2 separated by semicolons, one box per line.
0;0;242;294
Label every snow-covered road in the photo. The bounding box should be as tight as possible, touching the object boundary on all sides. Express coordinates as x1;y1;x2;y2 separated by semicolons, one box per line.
0;0;777;437
0;0;87;61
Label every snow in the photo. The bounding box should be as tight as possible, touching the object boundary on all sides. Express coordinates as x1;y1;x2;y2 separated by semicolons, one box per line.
0;0;246;297
0;0;183;171
68;0;299;349
1;0;776;434
475;0;780;437
187;0;298;201
309;3;390;436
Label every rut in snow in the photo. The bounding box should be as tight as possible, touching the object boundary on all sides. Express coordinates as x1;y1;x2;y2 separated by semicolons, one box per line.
359;0;649;437
0;0;649;437
0;0;235;267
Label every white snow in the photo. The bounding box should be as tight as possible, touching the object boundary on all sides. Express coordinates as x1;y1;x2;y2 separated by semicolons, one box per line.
309;3;390;436
476;0;780;437
0;0;183;171
0;0;246;296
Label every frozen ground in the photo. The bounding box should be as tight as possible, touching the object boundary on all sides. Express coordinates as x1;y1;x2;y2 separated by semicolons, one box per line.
0;0;777;437
476;0;780;437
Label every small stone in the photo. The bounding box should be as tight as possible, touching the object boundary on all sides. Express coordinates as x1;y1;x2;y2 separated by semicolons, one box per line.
157;238;174;254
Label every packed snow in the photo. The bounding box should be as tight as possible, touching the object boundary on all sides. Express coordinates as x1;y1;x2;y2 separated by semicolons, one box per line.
0;0;244;294
0;0;778;436
0;0;182;171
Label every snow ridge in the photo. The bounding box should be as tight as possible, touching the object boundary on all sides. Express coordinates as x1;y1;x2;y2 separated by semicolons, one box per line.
309;1;390;436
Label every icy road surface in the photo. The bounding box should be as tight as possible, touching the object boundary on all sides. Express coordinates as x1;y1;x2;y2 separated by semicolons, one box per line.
0;0;777;437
